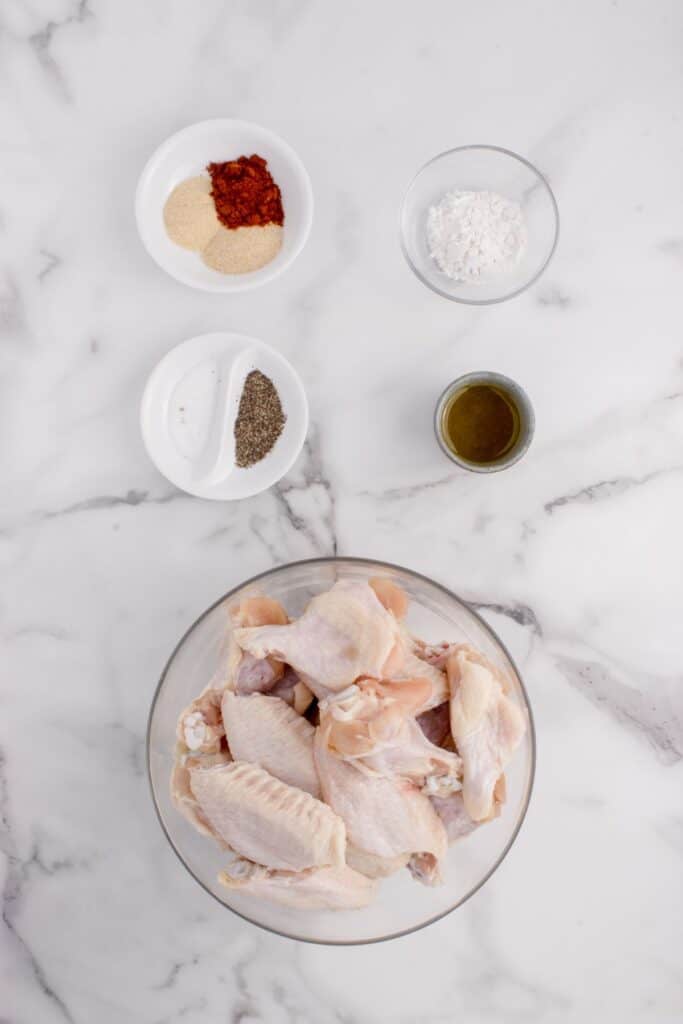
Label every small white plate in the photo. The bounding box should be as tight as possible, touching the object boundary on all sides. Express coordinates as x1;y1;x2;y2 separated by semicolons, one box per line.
135;120;313;293
140;332;308;500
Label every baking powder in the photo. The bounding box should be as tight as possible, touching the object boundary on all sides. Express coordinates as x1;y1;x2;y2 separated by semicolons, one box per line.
427;190;527;283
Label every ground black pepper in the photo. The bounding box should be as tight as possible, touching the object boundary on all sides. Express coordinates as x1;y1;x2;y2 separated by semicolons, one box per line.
234;370;286;468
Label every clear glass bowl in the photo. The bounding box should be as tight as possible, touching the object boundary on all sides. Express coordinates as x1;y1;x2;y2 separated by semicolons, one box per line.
147;558;536;944
400;145;559;305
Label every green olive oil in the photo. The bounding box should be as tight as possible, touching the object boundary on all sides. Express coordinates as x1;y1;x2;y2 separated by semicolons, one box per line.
441;383;521;465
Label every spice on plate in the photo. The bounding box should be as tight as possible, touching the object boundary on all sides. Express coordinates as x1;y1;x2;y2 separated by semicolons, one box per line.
441;383;520;465
163;154;285;274
234;370;286;468
202;223;283;275
207;155;284;229
163;176;221;251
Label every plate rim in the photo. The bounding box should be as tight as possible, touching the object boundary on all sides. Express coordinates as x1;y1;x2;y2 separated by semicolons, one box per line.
139;330;309;500
134;118;314;293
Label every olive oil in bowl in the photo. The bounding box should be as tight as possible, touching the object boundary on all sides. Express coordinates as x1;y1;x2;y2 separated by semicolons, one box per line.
435;372;534;472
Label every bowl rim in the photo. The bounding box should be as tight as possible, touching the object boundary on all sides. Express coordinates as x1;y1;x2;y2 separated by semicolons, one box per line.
399;143;560;305
134;117;314;294
146;555;537;945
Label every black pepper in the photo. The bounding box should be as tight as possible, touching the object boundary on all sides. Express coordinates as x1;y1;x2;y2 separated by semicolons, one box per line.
234;370;286;468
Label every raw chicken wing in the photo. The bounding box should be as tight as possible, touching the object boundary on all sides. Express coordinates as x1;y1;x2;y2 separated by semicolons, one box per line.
447;648;526;821
369;577;409;619
170;751;232;841
221;691;320;797
176;687;225;754
417;702;451;747
230;595;289;627
224;597;289;695
234;580;402;697
430;791;479;842
314;722;447;884
322;680;462;796
346;844;409;879
189;760;345;871
384;626;450;710
219;859;376;910
269;666;315;715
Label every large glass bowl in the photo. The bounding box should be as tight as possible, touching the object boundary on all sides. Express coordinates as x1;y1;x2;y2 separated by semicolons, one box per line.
147;558;535;944
400;145;559;304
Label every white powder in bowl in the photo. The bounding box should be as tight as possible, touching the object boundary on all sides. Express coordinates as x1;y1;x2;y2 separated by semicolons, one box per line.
427;190;527;283
201;224;283;274
163;176;220;251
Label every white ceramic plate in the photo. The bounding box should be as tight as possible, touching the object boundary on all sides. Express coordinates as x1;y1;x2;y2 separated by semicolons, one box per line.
135;120;313;292
140;332;308;500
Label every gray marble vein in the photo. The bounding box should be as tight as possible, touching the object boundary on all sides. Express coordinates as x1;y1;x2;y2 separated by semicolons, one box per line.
38;250;61;283
471;599;543;637
36;488;183;522
274;429;337;556
1;752;74;1024
363;475;458;501
155;956;200;993
544;466;683;514
0;271;26;339
554;655;683;764
28;0;92;101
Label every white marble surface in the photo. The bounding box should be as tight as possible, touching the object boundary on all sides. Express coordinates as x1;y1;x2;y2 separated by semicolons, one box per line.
2;1;682;1021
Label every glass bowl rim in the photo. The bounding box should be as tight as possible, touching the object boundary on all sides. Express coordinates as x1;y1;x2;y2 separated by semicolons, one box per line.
146;555;537;946
399;143;560;306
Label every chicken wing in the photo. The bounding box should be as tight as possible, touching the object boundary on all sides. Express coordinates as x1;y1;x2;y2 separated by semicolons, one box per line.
189;760;345;871
176;687;225;754
269;666;315;715
446;648;526;821
219;858;376;910
417;702;451;747
170;751;232;842
221;691;320;797
314;722;447;884
369;577;409;619
431;776;506;843
224;596;289;695
321;680;461;796
345;844;409;879
234;580;402;697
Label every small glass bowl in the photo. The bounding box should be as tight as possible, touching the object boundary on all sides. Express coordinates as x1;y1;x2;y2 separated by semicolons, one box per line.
400;145;559;305
147;557;536;945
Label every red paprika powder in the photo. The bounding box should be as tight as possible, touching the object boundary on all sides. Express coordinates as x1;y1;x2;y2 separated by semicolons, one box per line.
207;154;284;230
